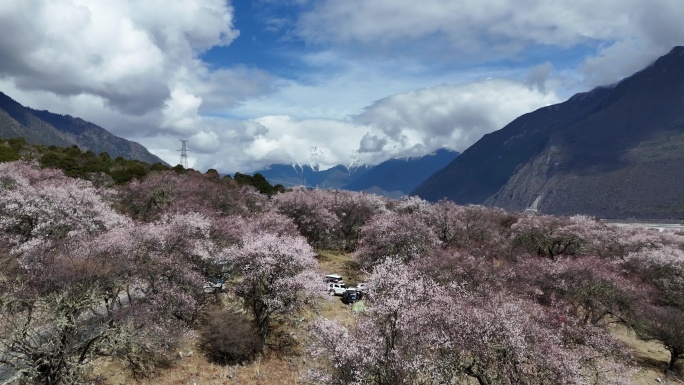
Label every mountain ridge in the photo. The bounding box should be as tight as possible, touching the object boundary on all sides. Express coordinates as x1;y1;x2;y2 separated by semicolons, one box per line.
0;91;167;165
413;46;684;219
255;149;459;197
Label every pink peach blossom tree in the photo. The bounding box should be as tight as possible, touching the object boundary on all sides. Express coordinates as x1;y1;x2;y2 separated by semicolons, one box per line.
354;211;440;269
219;232;320;340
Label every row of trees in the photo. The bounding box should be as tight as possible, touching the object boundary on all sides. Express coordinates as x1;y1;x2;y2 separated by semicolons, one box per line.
0;161;319;383
294;199;684;383
0;138;170;183
307;258;631;385
0;158;682;384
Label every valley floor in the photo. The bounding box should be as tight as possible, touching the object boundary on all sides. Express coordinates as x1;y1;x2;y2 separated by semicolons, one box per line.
606;221;684;232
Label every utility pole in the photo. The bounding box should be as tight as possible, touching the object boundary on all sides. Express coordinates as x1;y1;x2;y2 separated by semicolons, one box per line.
178;139;189;168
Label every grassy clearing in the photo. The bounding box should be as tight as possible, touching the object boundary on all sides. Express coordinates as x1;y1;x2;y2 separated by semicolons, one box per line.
316;249;365;286
92;332;304;385
607;322;683;384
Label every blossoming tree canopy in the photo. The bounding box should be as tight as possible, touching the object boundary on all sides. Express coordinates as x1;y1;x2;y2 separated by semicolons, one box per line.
0;161;130;256
220;231;320;339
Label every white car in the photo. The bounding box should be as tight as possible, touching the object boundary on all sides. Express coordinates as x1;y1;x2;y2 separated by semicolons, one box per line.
324;274;343;283
203;280;224;294
327;282;347;296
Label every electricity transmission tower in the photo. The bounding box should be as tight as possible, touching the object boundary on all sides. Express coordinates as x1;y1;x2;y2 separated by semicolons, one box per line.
178;140;189;168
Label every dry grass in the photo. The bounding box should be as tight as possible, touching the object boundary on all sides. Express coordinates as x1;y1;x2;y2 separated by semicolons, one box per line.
92;333;305;385
317;250;365;286
608;322;683;384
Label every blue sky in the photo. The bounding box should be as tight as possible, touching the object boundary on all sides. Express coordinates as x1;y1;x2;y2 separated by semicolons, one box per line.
201;1;301;76
1;0;683;173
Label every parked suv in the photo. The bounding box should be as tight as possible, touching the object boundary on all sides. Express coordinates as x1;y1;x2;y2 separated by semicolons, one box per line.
327;282;347;296
324;274;343;283
342;288;360;304
203;277;225;294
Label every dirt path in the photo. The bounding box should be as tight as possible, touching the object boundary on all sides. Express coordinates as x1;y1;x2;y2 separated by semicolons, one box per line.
608;322;682;384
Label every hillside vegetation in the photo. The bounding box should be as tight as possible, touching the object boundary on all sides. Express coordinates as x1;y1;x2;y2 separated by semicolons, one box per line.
0;153;683;384
0;138;282;194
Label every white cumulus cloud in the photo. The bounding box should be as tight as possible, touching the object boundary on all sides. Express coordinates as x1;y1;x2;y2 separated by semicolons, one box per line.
233;79;559;171
351;79;560;164
295;0;684;87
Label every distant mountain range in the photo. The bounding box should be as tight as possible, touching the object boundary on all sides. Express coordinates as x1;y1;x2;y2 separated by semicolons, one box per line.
254;149;459;198
0;91;166;165
413;46;684;219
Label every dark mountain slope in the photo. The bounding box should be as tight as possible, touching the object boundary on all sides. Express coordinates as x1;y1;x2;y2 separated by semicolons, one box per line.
345;149;459;197
255;149;458;197
412;86;612;203
0;91;166;165
0;92;73;146
413;46;684;219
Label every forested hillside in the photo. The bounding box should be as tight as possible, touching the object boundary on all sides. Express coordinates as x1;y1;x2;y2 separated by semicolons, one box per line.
0;156;683;384
0;138;283;195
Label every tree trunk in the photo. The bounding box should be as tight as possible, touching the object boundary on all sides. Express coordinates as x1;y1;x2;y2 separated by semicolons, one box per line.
668;348;680;372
